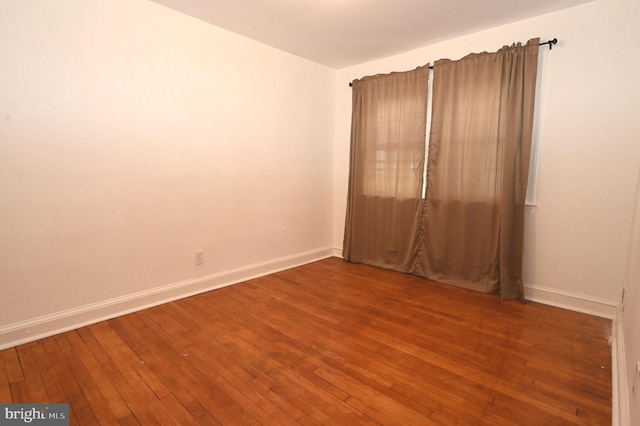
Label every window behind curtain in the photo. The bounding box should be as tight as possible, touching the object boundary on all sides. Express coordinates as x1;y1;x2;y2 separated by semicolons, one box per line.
343;65;429;272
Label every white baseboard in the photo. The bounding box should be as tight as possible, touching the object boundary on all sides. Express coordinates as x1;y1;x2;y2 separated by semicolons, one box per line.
0;247;335;351
331;254;617;318
612;309;630;426
524;283;618;319
526;284;624;424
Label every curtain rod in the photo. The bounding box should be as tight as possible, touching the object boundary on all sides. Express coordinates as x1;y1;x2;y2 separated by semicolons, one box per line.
348;38;558;87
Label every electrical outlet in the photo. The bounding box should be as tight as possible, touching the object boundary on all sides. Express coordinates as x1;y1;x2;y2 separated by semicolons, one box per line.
195;251;204;266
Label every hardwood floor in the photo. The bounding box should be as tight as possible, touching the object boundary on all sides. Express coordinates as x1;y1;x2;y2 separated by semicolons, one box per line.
0;258;612;425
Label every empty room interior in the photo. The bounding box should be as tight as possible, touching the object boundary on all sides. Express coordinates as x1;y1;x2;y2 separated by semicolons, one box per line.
1;0;639;424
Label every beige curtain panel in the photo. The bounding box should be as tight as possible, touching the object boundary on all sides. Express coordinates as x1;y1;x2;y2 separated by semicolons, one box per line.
343;66;430;272
344;38;540;301
420;38;540;300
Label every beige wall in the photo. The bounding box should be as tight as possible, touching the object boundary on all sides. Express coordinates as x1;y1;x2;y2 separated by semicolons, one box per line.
0;0;335;335
622;169;640;424
333;0;640;313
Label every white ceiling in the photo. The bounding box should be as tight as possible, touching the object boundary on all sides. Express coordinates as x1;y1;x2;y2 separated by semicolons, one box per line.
150;0;593;69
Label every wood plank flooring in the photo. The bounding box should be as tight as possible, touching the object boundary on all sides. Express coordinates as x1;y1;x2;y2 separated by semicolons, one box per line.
0;258;612;425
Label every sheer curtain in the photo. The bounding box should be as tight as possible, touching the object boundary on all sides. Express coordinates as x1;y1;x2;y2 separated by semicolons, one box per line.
419;38;540;300
343;66;429;272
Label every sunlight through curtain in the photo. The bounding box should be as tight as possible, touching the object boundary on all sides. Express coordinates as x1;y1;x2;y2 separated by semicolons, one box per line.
343;66;429;272
419;38;540;300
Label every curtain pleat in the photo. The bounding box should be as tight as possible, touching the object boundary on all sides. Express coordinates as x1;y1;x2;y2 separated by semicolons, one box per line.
420;38;539;300
343;66;429;273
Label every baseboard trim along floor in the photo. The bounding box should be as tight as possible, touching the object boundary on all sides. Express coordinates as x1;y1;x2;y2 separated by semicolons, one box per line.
0;247;334;351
